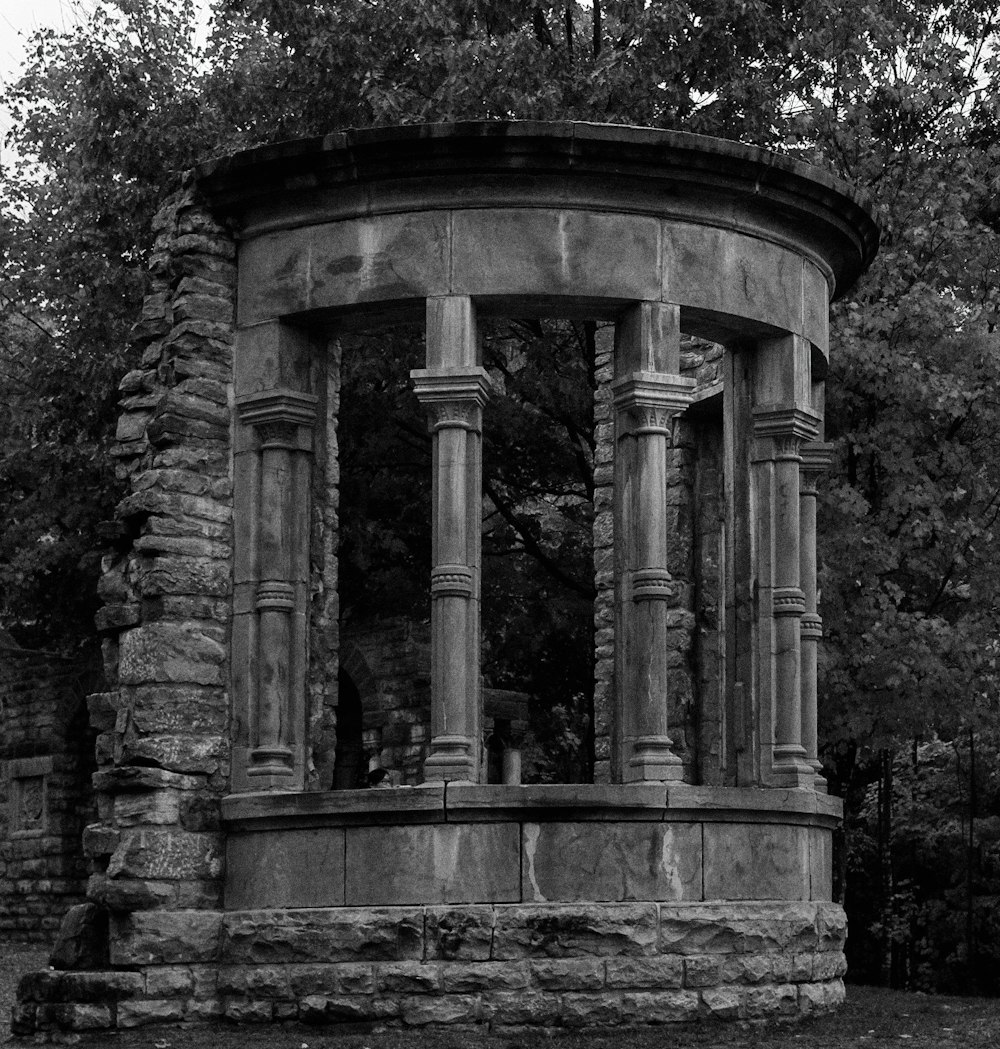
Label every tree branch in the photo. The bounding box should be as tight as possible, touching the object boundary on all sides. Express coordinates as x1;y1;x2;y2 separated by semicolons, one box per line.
483;477;595;599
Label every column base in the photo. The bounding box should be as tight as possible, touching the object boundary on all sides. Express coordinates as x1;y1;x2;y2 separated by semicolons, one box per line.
423;735;479;783
625;737;685;783
248;746;295;778
772;747;816;788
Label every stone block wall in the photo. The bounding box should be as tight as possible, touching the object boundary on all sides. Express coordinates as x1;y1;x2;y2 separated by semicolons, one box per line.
13;901;846;1034
83;182;236;918
0;639;98;940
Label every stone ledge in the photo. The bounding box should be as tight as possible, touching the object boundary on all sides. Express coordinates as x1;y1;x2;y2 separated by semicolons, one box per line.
221;782;842;828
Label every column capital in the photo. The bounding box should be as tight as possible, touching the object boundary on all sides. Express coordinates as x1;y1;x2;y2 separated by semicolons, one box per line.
752;403;820;442
411;367;493;431
237;389;318;428
612;372;696;434
800;440;835;491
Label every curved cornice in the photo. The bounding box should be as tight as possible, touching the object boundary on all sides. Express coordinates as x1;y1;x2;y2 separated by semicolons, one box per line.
196;121;879;301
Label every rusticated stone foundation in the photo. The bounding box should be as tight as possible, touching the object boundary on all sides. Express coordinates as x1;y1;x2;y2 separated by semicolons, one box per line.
15;901;845;1034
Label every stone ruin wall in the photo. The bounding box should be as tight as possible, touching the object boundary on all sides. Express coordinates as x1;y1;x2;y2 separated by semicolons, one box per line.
81;182;237;921
0;639;97;941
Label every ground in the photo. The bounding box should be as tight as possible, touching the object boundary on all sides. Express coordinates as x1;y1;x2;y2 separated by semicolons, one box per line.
3;942;999;1047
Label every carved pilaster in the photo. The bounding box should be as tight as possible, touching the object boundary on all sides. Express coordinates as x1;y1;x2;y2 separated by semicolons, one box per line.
752;402;820;788
236;390;317;786
800;440;833;792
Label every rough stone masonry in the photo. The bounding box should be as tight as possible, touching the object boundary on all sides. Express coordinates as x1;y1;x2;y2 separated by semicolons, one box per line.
12;121;878;1038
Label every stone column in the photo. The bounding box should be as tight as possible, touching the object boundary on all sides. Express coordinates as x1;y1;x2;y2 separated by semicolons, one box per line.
236;391;317;787
800;440;832;792
612;303;695;782
752;335;818;789
412;297;492;783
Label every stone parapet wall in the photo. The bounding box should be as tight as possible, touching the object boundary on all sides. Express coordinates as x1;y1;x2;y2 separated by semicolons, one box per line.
85;182;236;917
13;901;845;1035
0;643;97;940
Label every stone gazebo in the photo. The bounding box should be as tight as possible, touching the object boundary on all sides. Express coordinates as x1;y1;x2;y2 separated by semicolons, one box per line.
15;123;878;1036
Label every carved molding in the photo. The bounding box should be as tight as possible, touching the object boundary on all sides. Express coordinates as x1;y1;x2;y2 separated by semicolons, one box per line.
632;567;677;603
430;564;474;599
772;586;807;617
800;613;824;641
800;440;835;493
752;404;821;443
256;581;296;612
612;372;696;435
411;367;493;432
237;389;319;428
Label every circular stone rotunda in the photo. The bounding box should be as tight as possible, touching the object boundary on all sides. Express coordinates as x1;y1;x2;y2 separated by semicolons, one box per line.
15;123;878;1037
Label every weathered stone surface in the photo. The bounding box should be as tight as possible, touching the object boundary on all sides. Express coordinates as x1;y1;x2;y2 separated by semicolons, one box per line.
742;982;800;1017
400;993;480;1026
111;910;223;966
683;955;723;988
49;903;109;971
37;1003;114;1031
288;963;375;997
425;906;494;961
452;208;660;304
82;824;121;858
703;823;810;901
221;908;424;964
521;821;701;903
811;951;848;980
345;823;519;905
605;956;683;990
658;903;821;955
217;965;291;997
118;623;226;687
112;791;180;827
560;991;626;1027
700;986;741;1018
90;873;176;912
529;959;605;991
492;904;658;959
118;998;187;1027
107;829;224;881
622;989;701;1023
223;998;275;1022
118;733;223;776
226;829;345;909
92;766;204;793
798;978;845;1013
376;962;443;994
478;990;557;1025
440;961;530;993
145;966;196;997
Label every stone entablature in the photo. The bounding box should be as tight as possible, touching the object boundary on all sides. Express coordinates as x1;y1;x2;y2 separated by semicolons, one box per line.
13;123;878;1038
